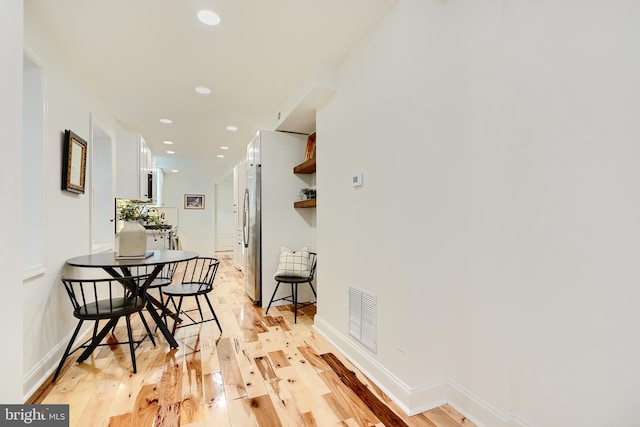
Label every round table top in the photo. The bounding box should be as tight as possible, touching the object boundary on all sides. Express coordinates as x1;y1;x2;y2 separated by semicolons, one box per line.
66;250;198;268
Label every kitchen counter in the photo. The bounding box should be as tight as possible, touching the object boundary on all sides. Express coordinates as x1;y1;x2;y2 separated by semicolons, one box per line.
115;225;178;250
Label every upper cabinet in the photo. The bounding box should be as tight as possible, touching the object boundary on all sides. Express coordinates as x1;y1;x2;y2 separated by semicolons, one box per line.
116;131;156;201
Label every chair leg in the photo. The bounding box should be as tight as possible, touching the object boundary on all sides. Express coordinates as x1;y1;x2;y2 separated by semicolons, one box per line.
172;297;184;336
52;320;84;382
110;317;119;335
125;315;137;374
139;312;156;347
292;282;297;323
308;281;317;299
77;317;119;363
158;290;168;328
194;295;204;321
166;295;178;333
203;294;222;333
265;282;282;315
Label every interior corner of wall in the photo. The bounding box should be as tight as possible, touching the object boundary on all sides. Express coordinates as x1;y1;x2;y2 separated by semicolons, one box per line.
313;314;447;416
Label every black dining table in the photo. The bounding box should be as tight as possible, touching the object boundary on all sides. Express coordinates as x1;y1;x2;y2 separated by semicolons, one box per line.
65;249;198;355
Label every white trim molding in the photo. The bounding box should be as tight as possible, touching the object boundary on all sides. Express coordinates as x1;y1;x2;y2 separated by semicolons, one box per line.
313;315;534;427
23;264;46;281
23;323;93;402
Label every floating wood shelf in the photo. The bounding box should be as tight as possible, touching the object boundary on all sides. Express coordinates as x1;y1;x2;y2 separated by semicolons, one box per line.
293;157;316;174
294;199;316;208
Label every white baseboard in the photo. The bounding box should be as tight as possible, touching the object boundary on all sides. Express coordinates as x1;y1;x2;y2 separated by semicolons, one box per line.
445;380;534;427
23;324;93;402
313;315;534;427
313;315;446;415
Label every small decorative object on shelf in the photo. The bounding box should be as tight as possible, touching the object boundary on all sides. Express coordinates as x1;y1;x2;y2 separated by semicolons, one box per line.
304;132;316;161
299;187;316;200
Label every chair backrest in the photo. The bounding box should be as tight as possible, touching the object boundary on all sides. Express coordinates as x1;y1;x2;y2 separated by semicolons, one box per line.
130;263;178;289
177;257;220;291
159;262;178;280
309;252;317;280
132;262;177;281
61;274;151;319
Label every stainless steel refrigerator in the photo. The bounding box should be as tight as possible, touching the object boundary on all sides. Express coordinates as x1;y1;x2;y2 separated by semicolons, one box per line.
243;163;260;302
243;130;312;305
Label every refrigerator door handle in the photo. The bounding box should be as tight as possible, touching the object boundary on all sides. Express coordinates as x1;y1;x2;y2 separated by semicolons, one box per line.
242;188;250;248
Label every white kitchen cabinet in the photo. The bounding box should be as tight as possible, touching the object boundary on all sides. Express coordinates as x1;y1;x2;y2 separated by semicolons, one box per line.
146;229;172;250
116;131;156;201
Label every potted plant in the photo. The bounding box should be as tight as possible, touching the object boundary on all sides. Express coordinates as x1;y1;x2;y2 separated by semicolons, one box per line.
117;201;161;257
298;187;316;200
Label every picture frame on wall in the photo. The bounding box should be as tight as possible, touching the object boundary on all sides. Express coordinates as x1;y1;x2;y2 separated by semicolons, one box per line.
184;194;205;209
61;129;88;194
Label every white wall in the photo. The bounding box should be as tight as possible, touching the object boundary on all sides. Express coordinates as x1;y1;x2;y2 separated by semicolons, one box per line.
20;8;129;398
17;7;228;397
162;171;217;256
315;0;435;407
0;0;24;403
315;0;640;426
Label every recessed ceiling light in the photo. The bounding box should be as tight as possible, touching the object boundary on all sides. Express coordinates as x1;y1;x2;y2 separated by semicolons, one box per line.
198;10;220;26
220;146;229;150
171;169;179;173
159;118;172;124
226;126;238;132
166;150;175;154
163;140;174;145
195;86;211;95
216;154;224;158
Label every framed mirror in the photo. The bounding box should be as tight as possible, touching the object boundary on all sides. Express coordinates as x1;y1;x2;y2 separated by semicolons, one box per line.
62;129;87;193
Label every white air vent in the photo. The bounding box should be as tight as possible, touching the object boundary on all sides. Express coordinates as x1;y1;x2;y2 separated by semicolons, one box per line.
349;287;377;353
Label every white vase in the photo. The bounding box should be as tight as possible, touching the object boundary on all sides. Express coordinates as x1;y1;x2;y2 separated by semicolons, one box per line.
118;221;147;257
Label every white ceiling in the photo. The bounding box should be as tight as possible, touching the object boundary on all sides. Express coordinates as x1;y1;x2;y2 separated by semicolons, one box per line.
25;0;397;181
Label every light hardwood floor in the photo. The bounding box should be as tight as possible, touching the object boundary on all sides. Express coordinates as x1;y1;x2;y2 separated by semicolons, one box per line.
29;255;475;427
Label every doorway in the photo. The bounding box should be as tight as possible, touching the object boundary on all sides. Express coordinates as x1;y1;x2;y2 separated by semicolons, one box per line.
215;178;234;252
90;114;114;252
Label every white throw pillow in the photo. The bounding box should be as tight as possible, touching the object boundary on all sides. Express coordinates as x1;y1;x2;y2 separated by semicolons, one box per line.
275;247;310;278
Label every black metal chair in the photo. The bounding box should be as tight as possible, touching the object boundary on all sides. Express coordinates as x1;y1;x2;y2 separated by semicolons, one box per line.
133;262;178;327
266;252;317;323
162;257;222;334
53;273;155;382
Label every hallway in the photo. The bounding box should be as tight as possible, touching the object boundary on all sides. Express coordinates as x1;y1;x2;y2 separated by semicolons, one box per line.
29;255;473;427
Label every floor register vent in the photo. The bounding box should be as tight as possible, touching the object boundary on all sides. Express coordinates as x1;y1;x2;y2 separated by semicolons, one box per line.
348;286;377;353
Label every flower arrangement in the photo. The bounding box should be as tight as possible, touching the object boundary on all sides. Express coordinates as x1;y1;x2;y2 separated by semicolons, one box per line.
117;200;162;227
